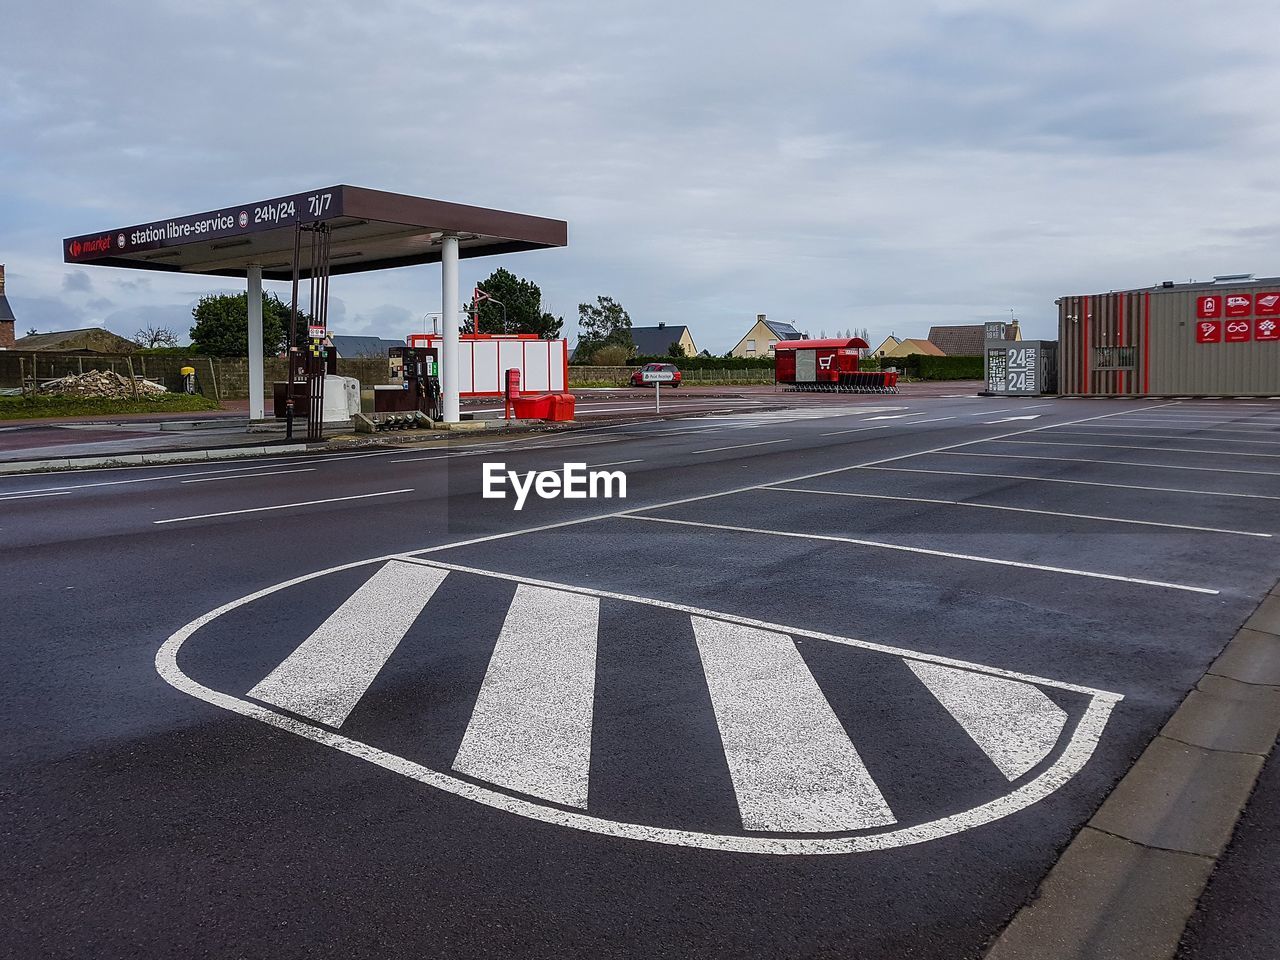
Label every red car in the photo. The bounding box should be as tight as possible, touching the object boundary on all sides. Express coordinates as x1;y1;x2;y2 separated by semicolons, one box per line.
630;362;682;388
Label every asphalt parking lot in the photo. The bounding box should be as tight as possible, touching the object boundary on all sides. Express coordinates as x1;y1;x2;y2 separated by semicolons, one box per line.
5;393;1279;958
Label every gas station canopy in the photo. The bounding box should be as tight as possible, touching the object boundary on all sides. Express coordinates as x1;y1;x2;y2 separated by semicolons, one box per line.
62;185;568;280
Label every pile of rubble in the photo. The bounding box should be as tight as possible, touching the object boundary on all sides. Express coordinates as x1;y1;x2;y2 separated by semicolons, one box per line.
38;369;168;399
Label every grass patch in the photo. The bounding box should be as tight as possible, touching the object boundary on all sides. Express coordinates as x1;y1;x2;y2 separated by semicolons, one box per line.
0;394;222;421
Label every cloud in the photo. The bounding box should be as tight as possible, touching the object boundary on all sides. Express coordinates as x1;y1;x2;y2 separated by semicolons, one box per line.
62;270;93;294
4;1;1280;353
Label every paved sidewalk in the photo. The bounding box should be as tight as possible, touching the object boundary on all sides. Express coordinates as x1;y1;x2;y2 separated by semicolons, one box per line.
1178;718;1280;958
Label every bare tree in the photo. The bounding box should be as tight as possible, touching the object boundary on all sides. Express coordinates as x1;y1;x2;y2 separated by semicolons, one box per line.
132;325;180;349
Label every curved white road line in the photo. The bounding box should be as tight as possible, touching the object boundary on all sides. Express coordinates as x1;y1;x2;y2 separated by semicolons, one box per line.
155;554;1121;856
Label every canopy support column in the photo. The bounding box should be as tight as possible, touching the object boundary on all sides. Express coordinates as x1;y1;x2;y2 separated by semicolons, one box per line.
247;264;264;421
440;235;460;423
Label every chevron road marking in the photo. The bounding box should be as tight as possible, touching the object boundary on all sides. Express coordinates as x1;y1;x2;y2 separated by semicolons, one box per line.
159;556;1124;855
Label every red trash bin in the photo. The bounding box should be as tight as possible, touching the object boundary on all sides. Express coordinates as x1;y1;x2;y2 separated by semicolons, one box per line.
548;394;576;421
511;394;553;419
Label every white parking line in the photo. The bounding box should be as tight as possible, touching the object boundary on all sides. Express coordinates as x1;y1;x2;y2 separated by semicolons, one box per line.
941;451;1280;477
762;486;1271;538
990;439;1280;460
154;489;414;524
860;466;1280;502
692;439;791;455
1042;430;1280;446
181;468;317;483
623;516;1219;594
1102;417;1280;430
903;417;956;425
1072;424;1280;438
584;459;644;468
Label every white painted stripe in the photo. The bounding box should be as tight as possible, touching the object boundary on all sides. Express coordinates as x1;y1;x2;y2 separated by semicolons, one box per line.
691;616;895;832
1044;430;1280;446
906;662;1066;781
903;417;956;425
623;515;1219;594
820;425;892;437
452;584;598;807
1061;423;1280;438
763;486;1271;538
992;439;1280;460
181;468;317;483
1103;417;1280;430
153;489;414;523
861;465;1280;501
970;408;1016;416
248;561;447;726
0;490;71;501
692;439;791;454
582;459;643;468
942;451;1280;477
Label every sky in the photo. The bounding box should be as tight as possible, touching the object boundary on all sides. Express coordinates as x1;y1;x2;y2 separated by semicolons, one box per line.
4;1;1280;353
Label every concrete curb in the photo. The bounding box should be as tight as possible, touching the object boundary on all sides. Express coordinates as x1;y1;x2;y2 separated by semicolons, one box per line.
0;444;310;474
985;582;1280;960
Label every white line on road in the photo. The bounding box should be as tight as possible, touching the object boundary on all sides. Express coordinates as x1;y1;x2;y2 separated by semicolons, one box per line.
1042;430;1280;446
0;490;71;501
692;439;791;455
991;439;1280;459
1044;423;1280;438
941;450;1280;477
763;486;1271;537
819;425;893;437
153;489;414;524
907;662;1066;781
861;465;1280;501
692;616;896;832
181;468;317;483
453;584;599;808
903;417;957;425
623;515;1219;594
582;459;644;468
248;561;447;727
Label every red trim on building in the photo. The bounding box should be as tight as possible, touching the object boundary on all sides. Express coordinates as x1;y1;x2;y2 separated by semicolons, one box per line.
1081;296;1090;394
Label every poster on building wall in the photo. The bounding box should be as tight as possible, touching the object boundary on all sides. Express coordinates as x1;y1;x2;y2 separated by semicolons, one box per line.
1256;293;1280;316
986;348;1007;392
1225;294;1252;317
1197;295;1222;318
1225;319;1252;342
1007;346;1038;393
1196;320;1223;343
1257;317;1280;342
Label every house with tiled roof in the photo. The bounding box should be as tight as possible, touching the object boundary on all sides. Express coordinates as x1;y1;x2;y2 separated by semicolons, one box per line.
928;320;1021;356
729;314;806;357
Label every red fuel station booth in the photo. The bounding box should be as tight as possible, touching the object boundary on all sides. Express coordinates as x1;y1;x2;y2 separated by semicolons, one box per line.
773;337;898;392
